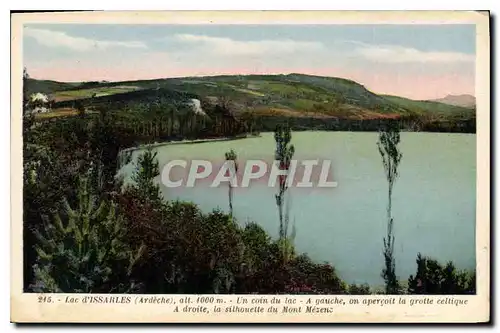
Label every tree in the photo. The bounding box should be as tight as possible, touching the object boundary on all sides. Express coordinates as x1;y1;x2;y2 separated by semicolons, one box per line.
132;148;162;202
408;253;476;294
31;176;144;293
23;142;64;290
224;149;238;217
87;106;138;194
377;121;402;294
75;100;86;118
274;124;295;260
22;68;35;141
23;67;30;111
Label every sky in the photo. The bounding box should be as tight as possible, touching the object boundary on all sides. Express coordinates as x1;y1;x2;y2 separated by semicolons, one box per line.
23;24;476;100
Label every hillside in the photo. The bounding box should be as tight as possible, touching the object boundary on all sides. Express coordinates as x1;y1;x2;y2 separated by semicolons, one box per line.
26;74;475;122
429;94;476;108
25;78;79;96
382;95;475;120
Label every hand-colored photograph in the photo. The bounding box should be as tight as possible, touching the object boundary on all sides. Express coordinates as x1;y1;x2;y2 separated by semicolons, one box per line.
20;18;480;299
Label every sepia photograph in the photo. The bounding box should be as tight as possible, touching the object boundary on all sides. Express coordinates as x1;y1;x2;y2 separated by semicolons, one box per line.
10;10;490;323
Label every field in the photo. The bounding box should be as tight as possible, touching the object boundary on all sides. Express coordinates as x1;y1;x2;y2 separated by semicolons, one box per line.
33;107;101;120
34;108;79;120
51;86;142;102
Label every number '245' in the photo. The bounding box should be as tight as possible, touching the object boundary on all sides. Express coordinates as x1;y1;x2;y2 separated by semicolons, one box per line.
38;296;53;303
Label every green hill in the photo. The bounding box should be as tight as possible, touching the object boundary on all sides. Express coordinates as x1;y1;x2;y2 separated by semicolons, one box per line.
25;78;80;96
26;74;475;121
382;95;475;119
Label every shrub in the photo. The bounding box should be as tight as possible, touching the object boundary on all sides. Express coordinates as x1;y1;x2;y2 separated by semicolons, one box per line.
115;188;349;295
284;255;347;294
348;283;372;295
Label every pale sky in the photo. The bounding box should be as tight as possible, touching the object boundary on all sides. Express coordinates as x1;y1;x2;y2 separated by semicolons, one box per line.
23;24;476;100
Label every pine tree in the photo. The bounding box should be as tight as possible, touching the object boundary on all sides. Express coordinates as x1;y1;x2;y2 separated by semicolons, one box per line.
132;148;162;202
31;176;144;293
377;121;403;294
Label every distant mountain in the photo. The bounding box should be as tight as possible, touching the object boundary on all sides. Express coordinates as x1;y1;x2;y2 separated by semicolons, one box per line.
430;94;476;108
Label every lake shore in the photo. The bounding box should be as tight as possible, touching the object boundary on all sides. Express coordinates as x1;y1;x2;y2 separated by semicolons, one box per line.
120;131;475;286
121;134;261;154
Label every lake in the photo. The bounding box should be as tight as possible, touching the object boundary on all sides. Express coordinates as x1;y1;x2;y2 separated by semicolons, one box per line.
119;131;476;287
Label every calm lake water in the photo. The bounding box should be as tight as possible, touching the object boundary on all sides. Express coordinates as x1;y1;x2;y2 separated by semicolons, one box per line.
120;131;476;287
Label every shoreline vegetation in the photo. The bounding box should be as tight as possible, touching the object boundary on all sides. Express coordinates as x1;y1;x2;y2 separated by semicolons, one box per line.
23;69;476;295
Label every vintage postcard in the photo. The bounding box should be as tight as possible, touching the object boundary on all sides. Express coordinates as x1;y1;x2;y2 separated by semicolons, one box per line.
10;11;490;323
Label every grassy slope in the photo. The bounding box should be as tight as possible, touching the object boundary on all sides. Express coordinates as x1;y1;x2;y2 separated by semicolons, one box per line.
27;74;475;120
25;78;80;96
51;86;142;102
382;95;475;119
